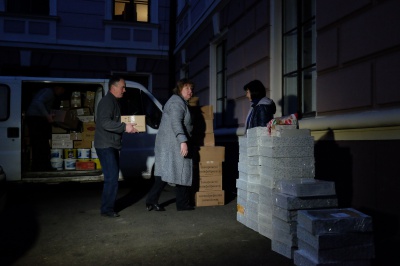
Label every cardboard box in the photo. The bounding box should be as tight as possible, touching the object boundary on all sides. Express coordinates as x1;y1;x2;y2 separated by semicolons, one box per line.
201;105;213;120
198;146;225;162
199;176;222;191
52;134;71;141
70;132;82;141
204;119;214;133
76;161;96;170
188;96;199;106
52;109;81;130
51;139;73;149
121;115;146;132
74;140;92;149
195;190;225;206
199;161;222;176
203;133;215;146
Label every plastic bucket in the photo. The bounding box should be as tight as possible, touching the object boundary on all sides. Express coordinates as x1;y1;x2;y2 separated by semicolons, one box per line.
77;148;90;159
51;149;63;159
91;148;98;159
64;149;77;159
64;158;76;170
92;158;101;169
50;158;63;170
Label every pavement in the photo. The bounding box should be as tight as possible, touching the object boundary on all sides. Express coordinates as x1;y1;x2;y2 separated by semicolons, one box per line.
0;179;294;266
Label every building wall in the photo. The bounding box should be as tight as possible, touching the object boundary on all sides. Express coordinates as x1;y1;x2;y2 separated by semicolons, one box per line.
174;0;400;259
0;0;171;98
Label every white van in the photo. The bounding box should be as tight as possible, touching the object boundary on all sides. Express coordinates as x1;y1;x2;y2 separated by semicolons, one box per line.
0;76;163;183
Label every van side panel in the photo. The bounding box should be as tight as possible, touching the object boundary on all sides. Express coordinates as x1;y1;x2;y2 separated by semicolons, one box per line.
0;79;22;181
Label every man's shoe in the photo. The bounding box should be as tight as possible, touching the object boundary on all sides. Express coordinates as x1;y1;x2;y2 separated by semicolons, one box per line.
101;212;120;218
146;203;165;211
177;206;195;211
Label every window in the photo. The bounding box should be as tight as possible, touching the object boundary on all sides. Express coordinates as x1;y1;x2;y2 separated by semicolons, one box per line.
6;0;49;16
215;40;227;127
113;0;149;22
0;85;10;121
282;0;316;117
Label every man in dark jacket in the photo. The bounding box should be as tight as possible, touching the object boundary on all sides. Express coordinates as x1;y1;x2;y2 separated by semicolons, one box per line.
244;80;276;130
94;76;138;218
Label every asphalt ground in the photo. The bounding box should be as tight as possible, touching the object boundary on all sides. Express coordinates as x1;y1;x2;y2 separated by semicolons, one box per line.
0;179;294;266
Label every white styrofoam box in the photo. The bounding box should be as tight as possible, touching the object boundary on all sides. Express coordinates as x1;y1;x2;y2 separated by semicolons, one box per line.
259;164;315;179
237;188;248;200
248;155;260;166
248;191;259;203
260;156;315;169
297;225;374;250
260;174;272;188
259;224;273;239
297;208;374;235
259;200;273;217
272;227;298;247
238;171;248;181
247;198;258;213
237;193;247;207
272;216;298;234
247;146;259;156
259;194;272;206
276;178;336;197
259;145;314;158
293;249;372;266
247;126;269;138
52;133;71;141
273;205;298;222
246;209;259;222
259;213;272;227
260;135;314;147
236;179;247;191
273;128;310;137
247;181;260;193
238;162;260;175
246;134;259;147
245;217;259;232
298;239;375;263
238;136;247;147
273;192;338;211
271;238;295;259
259;184;272;198
247;173;261;184
239;153;248;163
239;145;248;155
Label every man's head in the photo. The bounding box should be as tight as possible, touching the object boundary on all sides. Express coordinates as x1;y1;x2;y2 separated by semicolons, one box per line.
108;76;126;98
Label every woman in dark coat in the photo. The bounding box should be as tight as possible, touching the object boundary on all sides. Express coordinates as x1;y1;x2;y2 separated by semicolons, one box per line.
146;78;195;211
244;79;276;130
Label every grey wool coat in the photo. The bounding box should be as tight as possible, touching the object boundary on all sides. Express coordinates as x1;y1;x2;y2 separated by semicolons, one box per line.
154;94;193;186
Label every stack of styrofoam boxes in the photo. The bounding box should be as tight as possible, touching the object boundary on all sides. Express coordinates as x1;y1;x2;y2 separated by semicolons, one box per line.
236;129;263;234
272;179;338;259
294;208;375;265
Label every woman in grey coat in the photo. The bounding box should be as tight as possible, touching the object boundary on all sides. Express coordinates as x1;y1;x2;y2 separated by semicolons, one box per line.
146;78;195;211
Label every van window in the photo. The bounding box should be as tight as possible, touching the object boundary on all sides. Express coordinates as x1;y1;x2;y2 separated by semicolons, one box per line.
0;85;10;121
119;87;161;129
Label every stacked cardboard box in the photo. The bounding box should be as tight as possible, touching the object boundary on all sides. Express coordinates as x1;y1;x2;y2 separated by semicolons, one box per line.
192;105;225;207
294;208;375;265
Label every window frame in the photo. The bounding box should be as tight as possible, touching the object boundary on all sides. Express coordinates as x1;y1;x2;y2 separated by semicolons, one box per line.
113;0;150;23
282;0;316;118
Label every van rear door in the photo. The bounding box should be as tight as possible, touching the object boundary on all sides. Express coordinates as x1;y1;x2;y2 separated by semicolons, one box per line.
0;78;22;181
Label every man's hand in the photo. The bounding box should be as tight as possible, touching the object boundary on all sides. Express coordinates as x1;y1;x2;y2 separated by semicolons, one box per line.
125;123;139;133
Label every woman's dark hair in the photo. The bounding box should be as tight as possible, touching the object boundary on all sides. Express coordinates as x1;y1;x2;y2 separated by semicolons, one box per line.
243;80;266;99
173;78;194;95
